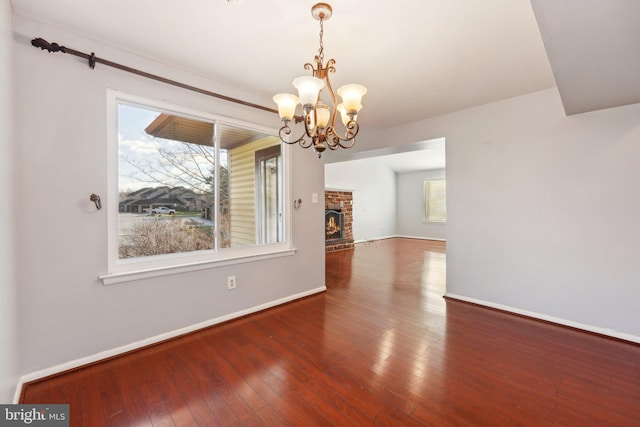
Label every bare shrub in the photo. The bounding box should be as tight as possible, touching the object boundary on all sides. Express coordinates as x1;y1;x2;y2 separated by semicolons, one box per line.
119;218;214;258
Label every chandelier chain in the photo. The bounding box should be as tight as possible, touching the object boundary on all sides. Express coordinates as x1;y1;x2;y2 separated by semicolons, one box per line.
318;16;325;65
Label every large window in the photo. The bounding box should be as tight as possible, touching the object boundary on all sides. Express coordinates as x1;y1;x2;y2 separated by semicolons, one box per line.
424;180;446;222
105;92;291;282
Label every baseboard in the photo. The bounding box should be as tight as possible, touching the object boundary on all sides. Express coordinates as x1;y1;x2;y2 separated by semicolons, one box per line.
394;235;446;242
13;378;25;405
444;292;640;345
355;235;446;244
14;286;327;403
354;237;388;244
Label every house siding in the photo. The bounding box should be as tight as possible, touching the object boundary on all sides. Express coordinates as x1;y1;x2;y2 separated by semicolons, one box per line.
228;137;280;247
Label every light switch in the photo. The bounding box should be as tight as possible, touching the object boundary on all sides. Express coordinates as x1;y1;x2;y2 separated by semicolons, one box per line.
312;193;318;203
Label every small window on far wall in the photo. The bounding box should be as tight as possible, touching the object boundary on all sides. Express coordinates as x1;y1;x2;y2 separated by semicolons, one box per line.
424;180;446;222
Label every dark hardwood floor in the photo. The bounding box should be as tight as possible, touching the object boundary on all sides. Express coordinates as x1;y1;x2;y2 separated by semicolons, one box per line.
21;238;640;426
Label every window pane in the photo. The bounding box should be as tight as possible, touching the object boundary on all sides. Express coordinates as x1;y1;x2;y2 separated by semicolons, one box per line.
256;146;282;244
117;103;215;258
425;180;446;222
219;124;283;248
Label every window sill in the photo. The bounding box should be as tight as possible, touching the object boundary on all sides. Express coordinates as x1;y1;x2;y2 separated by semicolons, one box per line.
100;248;297;286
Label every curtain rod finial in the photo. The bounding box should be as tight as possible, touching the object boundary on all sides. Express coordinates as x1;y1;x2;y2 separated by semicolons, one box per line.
31;38;66;53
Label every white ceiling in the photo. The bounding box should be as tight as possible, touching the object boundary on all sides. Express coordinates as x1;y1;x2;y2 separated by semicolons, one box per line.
11;0;640;171
11;0;555;132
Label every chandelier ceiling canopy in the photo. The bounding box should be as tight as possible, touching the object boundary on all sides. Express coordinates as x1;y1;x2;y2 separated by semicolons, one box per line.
273;3;367;158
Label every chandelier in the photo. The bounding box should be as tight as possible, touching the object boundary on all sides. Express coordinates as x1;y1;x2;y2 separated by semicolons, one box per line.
273;3;367;158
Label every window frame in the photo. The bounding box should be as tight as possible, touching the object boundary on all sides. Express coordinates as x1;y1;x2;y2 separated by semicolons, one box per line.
423;179;447;223
102;90;294;285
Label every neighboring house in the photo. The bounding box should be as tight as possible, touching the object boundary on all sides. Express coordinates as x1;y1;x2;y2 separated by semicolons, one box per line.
119;186;212;213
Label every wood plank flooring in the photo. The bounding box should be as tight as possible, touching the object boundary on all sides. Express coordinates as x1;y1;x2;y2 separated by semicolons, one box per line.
21;238;640;426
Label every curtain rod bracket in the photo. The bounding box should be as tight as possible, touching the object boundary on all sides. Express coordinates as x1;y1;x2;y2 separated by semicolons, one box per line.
88;52;96;69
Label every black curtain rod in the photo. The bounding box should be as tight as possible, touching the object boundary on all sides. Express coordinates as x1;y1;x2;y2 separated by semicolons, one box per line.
31;37;279;116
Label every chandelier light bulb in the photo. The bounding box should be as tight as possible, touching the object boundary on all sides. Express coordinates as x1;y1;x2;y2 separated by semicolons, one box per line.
293;76;325;110
273;93;300;121
337;103;359;125
315;103;331;128
337;84;367;113
307;110;316;133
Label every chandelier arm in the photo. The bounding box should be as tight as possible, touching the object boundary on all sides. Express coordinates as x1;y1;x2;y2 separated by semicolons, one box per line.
327;134;356;150
325;59;336;75
325;120;360;149
323;59;339;130
334;137;357;149
278;124;314;149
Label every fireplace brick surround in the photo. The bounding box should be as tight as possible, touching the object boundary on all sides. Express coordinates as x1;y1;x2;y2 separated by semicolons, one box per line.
325;190;354;252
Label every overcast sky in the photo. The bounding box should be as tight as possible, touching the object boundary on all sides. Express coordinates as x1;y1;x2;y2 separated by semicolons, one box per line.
117;104;215;193
118;104;161;192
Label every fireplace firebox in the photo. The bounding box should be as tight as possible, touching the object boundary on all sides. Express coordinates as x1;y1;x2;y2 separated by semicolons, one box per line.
325;209;344;241
325;191;354;252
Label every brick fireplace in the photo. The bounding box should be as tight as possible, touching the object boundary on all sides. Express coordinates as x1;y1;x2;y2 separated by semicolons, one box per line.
325;190;354;252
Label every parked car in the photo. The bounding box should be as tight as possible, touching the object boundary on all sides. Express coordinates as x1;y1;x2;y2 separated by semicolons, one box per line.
150;206;176;215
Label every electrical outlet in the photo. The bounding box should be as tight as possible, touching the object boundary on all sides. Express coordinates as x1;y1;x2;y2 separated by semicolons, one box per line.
227;276;236;290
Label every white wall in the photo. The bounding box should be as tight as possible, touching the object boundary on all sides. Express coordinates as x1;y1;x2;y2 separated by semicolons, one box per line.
12;16;325;377
325;157;397;242
396;169;446;240
358;88;640;341
1;0;18;403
